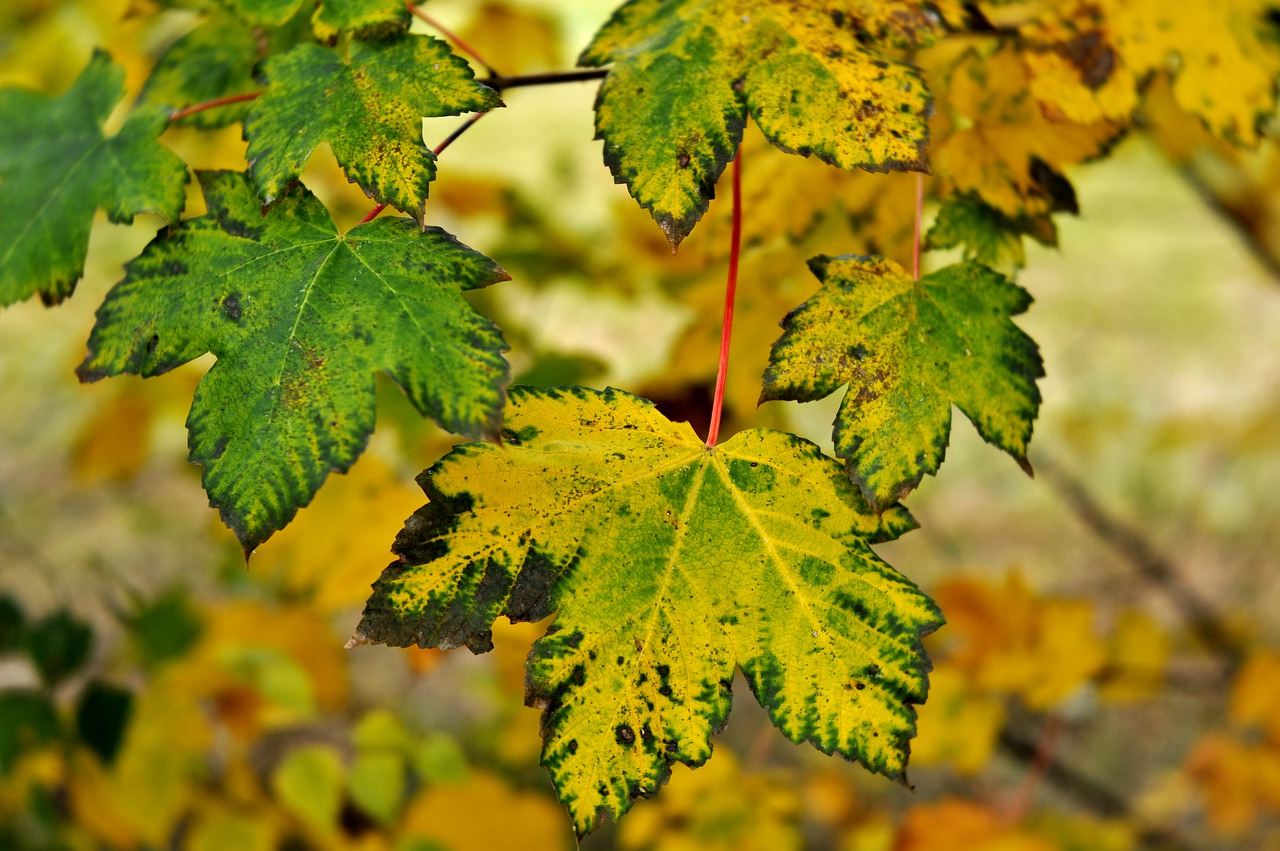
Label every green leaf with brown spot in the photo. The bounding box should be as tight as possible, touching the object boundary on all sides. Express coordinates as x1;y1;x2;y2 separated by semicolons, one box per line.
0;52;188;307
354;386;941;835
579;0;937;246
762;256;1043;510
244;34;501;222
312;0;410;38
77;171;510;553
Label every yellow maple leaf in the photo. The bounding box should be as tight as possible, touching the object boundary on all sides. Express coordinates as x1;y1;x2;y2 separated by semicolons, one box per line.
928;42;1120;218
619;750;803;851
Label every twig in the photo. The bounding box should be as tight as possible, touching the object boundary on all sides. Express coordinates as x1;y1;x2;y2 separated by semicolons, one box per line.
406;1;499;77
1038;458;1243;667
169;92;261;123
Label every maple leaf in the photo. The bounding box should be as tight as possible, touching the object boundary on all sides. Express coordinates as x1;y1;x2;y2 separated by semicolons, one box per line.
925;192;1057;271
77;171;511;553
0;51;188;307
928;45;1117;219
244;34;501;220
140;8;310;129
353;386;942;834
761;256;1042;510
579;0;936;247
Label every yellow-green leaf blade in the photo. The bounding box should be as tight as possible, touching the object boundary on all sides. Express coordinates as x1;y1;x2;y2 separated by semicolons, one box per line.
762;256;1043;509
77;171;510;552
244;34;501;219
356;386;939;834
0;52;188;306
580;0;934;246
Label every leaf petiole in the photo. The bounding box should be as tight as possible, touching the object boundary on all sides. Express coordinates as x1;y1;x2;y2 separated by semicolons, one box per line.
706;146;742;448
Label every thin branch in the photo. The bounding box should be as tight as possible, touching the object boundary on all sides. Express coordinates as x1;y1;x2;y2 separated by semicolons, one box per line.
913;171;925;279
482;68;610;91
168;92;261;123
997;727;1203;851
406;1;499;77
706;147;743;448
1038;457;1243;667
1002;712;1066;823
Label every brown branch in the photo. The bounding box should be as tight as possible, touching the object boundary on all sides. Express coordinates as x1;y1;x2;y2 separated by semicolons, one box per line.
169;92;261;123
1037;457;1244;667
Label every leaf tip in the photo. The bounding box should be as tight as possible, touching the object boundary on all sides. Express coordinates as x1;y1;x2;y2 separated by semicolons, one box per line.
345;631;370;650
1016;454;1035;479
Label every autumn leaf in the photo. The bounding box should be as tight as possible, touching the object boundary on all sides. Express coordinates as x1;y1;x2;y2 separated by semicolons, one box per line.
929;45;1117;219
354;386;941;834
244;34;501;220
77;170;510;553
579;0;935;246
0;51;187;306
762;256;1042;510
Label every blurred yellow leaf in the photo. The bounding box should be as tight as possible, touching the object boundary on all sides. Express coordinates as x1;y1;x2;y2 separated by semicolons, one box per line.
457;2;564;75
1097;610;1169;703
619;751;802;851
188;811;278;851
1229;650;1280;744
895;798;1057;851
934;574;1107;709
929;45;1119;219
1185;733;1280;834
169;601;349;738
399;770;568;850
255;455;428;614
911;665;1005;774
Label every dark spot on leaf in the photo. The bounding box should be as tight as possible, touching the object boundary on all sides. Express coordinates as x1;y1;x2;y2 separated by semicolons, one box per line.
223;294;242;322
615;724;636;747
145;335;159;354
566;739;578;755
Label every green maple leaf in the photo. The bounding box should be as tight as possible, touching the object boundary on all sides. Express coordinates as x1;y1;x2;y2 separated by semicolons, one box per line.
354;386;941;834
244;34;501;221
579;0;937;246
77;171;510;553
0;52;188;307
140;8;311;129
762;256;1043;510
926;193;1058;272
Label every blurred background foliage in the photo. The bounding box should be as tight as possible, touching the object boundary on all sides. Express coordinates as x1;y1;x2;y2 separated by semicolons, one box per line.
2;0;1280;849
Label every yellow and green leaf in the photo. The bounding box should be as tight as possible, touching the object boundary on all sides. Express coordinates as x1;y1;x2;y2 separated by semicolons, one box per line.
77;170;511;552
355;386;941;834
761;256;1042;509
579;0;936;246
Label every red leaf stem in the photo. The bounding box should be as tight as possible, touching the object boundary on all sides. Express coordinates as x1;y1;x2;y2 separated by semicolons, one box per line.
406;1;499;77
168;92;261;123
706;147;742;449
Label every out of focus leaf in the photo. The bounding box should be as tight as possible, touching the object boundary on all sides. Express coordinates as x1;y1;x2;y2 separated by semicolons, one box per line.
75;681;133;765
126;590;203;668
0;51;187;306
0;596;26;653
26;610;93;688
0;691;59;775
270;744;345;835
